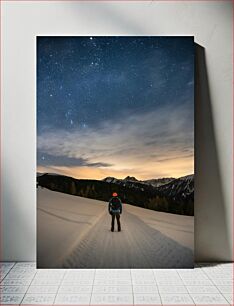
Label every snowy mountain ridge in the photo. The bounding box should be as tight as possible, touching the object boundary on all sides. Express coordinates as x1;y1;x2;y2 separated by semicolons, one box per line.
103;174;194;198
102;175;193;188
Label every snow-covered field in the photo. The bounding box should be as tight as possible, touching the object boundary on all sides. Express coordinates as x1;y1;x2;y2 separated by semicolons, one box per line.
37;188;194;268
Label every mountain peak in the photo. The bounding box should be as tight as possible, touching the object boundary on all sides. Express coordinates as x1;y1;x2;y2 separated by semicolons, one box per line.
102;177;118;183
124;176;138;182
179;174;194;181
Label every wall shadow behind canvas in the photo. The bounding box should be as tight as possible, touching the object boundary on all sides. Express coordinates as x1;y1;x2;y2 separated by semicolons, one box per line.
194;44;231;261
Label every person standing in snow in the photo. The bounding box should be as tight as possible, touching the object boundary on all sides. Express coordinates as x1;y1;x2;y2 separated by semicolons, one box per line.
108;192;122;232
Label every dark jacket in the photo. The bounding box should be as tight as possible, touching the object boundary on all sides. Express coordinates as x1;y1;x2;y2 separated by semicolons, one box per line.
108;197;122;215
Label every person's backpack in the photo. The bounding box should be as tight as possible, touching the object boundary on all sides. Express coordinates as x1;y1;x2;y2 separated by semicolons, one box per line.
110;197;121;213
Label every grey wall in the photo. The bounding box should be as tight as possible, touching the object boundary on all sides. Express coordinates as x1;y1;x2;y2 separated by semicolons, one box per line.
2;1;233;261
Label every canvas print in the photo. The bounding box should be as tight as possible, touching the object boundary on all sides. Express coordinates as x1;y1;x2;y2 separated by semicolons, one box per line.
37;36;194;268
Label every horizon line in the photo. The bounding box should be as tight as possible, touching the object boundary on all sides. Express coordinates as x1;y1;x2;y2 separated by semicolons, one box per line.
37;171;194;181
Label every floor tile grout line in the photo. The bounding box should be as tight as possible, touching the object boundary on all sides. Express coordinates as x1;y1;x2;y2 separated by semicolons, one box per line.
152;269;162;305
200;264;233;305
177;266;223;287
90;268;97;305
214;282;233;305
0;262;16;283
19;265;38;305
176;267;195;305
53;269;67;305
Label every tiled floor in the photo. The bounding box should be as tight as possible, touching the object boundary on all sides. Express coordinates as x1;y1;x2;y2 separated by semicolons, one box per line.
0;262;233;305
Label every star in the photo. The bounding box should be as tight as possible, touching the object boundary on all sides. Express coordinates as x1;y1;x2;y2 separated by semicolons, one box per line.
90;37;93;40
50;94;53;97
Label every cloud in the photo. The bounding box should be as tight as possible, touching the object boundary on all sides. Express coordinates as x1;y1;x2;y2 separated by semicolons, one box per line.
37;152;112;168
37;101;194;179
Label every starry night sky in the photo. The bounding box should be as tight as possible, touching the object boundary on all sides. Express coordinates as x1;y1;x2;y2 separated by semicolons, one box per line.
37;36;194;180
